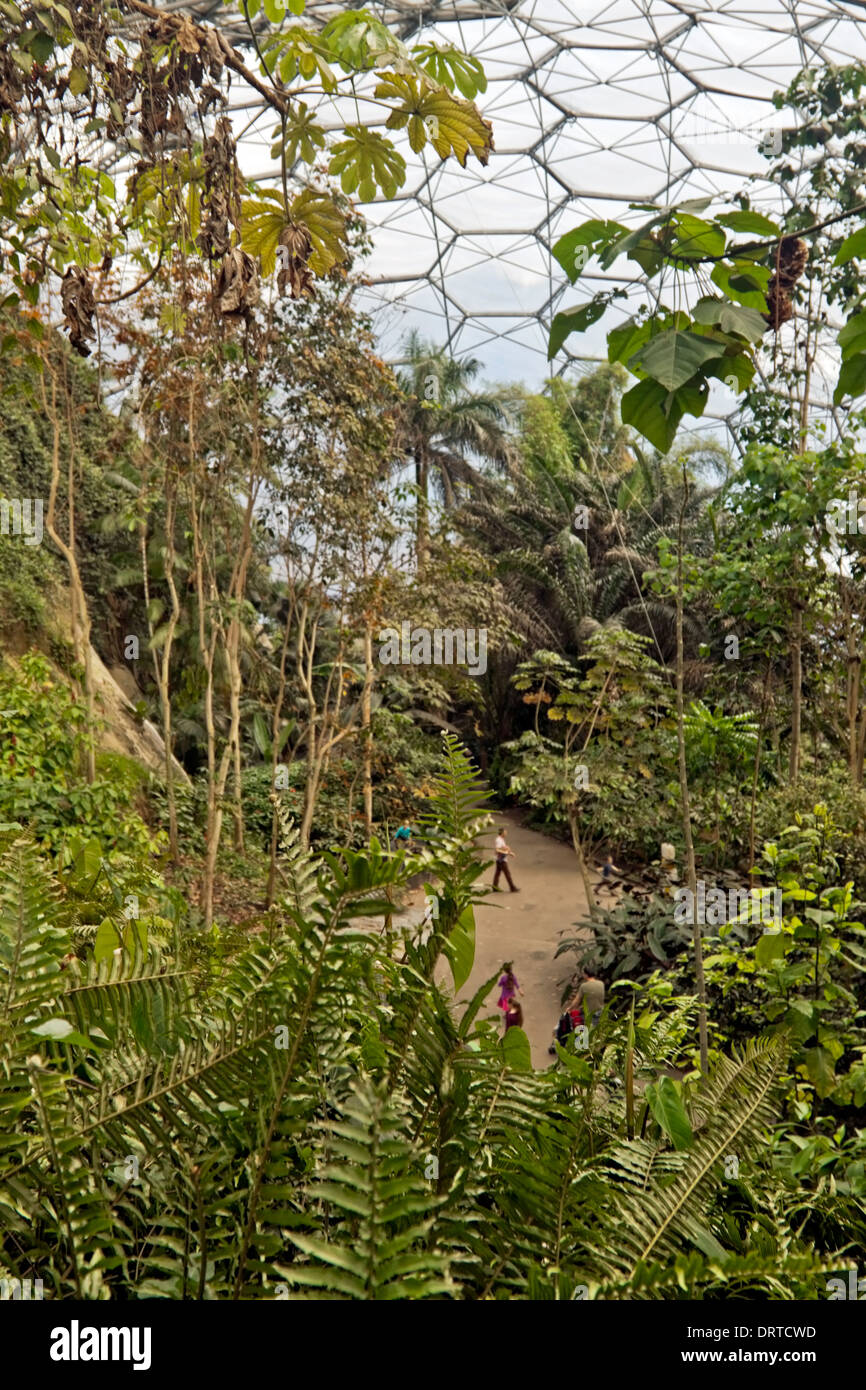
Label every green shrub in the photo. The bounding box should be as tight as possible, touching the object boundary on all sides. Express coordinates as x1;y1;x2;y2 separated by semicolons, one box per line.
0;651;164;859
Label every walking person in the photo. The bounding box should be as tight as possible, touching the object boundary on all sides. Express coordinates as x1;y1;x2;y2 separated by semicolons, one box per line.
492;827;520;892
497;962;522;1013
594;853;621;900
393;820;413;850
548;969;604;1055
504;995;524;1032
572;967;605;1023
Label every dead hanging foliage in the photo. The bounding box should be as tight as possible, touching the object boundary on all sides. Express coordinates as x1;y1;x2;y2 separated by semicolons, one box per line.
214;247;260;322
0;51;24;117
764;237;808;331
139;12;226;155
276;222;315;300
198;116;242;260
60;266;96;356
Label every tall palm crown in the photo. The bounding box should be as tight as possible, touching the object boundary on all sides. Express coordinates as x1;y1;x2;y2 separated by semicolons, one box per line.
394;331;515;563
459;372;722;663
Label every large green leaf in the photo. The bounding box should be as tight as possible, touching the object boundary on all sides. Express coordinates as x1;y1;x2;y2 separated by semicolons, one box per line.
716;303;766;342
704;353;755;392
755;931;787;967
547;298;607;357
834;226;866;266
838;311;866;360
320;9;405;69
608;315;654;366
444;904;475;993
620;375;708;451
669;213;725;260
833;352;866;406
377;75;492;167
628;329;725;392
502;1024;532;1072
803;1045;836;1099
411;42;487;99
552;220;624;283
717;210;780;237
711;259;769;309
620;378;678;452
693;297;766;342
329;127;406;200
646;1076;693;1149
94;916;123;963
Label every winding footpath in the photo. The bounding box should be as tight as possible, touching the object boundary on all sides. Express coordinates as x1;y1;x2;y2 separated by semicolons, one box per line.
434;811;595;1069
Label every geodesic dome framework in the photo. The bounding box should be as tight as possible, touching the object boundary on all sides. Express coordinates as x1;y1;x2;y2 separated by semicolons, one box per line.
182;0;866;392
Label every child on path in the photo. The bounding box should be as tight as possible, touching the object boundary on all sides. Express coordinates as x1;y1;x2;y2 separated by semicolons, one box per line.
497;962;522;1012
594;853;620;898
504;996;524;1032
394;821;413;849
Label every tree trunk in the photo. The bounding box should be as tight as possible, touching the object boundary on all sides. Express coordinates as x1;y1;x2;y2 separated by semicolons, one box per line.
789;604;802;784
676;466;708;1075
748;662;772;875
362;622;373;841
415;449;429;570
844;589;862;784
40;361;96;784
142;481;181;863
568;809;596;910
266;593;295;908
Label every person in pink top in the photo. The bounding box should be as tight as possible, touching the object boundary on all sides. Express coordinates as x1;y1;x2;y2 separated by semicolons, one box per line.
497;962;522;1012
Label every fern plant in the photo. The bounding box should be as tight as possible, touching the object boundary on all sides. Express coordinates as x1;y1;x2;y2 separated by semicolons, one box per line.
0;741;857;1301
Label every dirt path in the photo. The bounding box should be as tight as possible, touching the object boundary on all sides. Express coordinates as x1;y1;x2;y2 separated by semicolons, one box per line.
434;812;595;1069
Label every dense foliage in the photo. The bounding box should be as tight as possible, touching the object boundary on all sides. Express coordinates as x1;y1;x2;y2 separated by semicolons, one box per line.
1;0;865;1303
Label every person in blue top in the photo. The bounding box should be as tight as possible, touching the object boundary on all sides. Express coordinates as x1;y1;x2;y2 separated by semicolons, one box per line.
393;821;413;849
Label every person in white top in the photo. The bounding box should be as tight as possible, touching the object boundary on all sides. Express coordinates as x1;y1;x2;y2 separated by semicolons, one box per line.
492;827;519;892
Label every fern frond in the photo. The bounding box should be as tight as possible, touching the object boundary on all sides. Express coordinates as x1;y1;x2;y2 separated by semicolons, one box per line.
280;1080;454;1300
594;1037;788;1295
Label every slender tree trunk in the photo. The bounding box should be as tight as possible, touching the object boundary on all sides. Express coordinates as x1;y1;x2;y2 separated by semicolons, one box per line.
40;362;96;784
567;809;596;910
189;484;221;930
749;661;772;875
266;587;295;907
675;466;708;1075
362;622;374;841
142;481;181;862
415;448;429;570
227;613;245;853
203;739;233;928
789;604;803;784
857;706;866;786
844;588;862;784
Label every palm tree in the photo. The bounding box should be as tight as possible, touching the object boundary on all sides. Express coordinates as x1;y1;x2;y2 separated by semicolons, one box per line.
457;373;726;743
394;331;515;566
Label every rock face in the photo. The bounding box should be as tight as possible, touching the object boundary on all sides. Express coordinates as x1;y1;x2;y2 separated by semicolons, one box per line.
90;645;190;784
1;601;189;784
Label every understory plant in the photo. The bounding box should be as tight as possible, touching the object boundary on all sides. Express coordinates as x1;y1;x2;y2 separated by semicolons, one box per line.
0;737;859;1300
